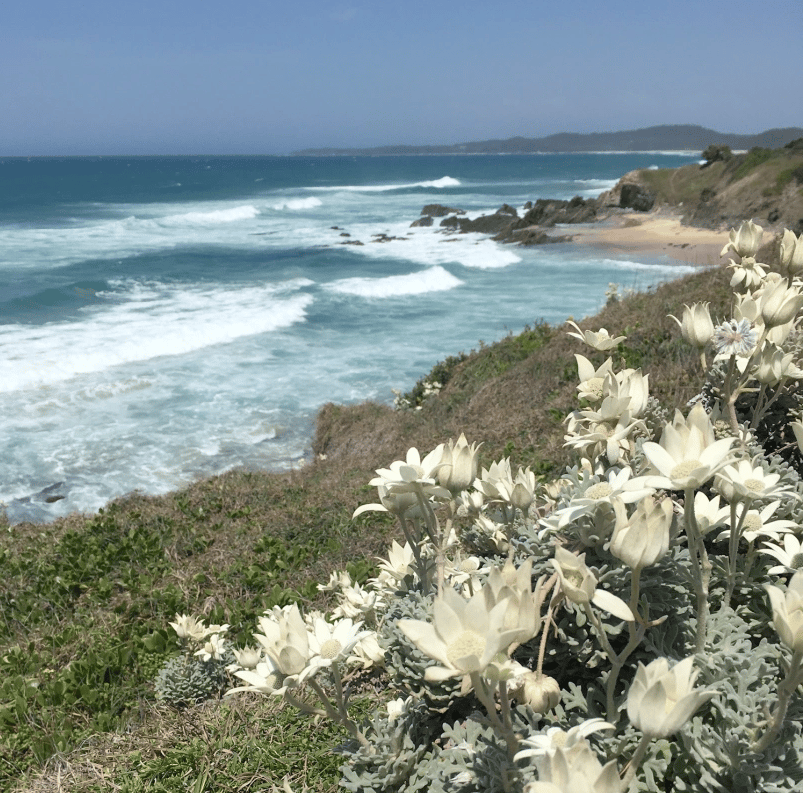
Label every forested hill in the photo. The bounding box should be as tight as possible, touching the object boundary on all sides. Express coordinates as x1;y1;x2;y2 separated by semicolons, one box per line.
293;125;803;156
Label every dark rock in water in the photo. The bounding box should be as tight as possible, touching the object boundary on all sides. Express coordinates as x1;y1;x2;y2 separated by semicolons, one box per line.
340;239;364;246
420;204;466;217
495;228;573;246
496;203;519;217
339;232;351;237
439;213;515;234
512;197;598;228
5;482;70;524
619;183;655;212
523;201;533;209
371;233;407;242
410;215;434;227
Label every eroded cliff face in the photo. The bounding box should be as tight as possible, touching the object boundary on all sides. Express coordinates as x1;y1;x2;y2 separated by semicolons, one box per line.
599;143;803;234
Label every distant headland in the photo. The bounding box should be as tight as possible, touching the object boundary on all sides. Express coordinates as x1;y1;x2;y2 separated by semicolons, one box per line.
292;125;803;156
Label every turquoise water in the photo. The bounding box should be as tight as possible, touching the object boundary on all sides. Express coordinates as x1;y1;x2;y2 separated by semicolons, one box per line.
0;152;701;521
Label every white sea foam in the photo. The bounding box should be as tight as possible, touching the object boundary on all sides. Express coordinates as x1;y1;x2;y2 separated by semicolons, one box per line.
160;205;260;224
307;176;461;192
0;279;313;392
271;197;323;210
326;265;463;298
606;258;698;275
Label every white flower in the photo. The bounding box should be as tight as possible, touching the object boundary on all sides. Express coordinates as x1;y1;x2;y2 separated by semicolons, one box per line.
474;458;514;500
670;302;714;349
551;546;634;621
168;614;208;643
386;696;411;723
549;466;654;529
228;656;286;696
761;534;803;575
445;553;490;591
304;617;370;679
627;656;716;738
685;492;729;536
353;445;450;518
759;277;803;328
524;741;621;793
232;646;262;670
483;557;542;646
566;320;626;351
712;318;758;357
253;604;311;677
721;220;764;259
714;458;793;503
714;500;796;544
609;495;673;571
374;540;416;585
765;571;803;653
515;718;615;760
642;403;735;490
575;354;615;402
728;258;768;291
437;433;482;493
607;368;650;418
195;632;227;662
780;229;803;276
348;632;386;670
397;585;522;683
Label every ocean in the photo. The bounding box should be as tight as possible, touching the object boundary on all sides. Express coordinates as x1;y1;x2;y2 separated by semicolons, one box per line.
0;152;702;523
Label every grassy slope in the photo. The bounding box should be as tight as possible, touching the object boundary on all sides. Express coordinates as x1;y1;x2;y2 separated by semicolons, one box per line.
3;260;741;792
633;143;803;231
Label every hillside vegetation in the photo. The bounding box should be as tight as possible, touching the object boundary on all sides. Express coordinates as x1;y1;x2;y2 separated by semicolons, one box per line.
619;139;803;233
2;256;744;792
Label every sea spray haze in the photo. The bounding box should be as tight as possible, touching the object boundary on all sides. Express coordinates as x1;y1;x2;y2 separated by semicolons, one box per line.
0;153;701;522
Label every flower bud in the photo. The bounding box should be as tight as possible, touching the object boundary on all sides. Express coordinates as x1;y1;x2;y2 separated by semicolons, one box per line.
780;229;803;276
438;433;481;493
514;671;561;713
765;570;803;653
721;219;763;259
760;278;803;328
669;302;714;349
627;657;715;738
609;495;672;571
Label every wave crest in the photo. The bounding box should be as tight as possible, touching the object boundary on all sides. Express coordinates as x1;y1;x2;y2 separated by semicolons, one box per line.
326;265;463;298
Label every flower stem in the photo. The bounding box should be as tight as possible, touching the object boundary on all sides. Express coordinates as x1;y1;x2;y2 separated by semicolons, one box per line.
751;649;803;753
684;488;709;653
620;733;652;792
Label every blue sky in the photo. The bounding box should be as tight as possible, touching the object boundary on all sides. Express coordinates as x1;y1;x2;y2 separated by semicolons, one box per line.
3;0;801;155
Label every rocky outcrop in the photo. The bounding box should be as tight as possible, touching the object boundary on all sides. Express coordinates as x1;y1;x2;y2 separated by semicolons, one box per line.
420;204;466;217
598;145;803;233
439;214;513;234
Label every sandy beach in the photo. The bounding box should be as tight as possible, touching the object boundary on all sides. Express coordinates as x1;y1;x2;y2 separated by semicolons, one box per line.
568;210;728;267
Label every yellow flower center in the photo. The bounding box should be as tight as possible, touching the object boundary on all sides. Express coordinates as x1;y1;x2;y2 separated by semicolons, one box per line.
594;423;616;438
742;513;762;532
446;631;487;667
583;377;604;398
743;478;765;493
670;460;703;482
586;482;613;499
320;638;343;660
564;571;584;589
